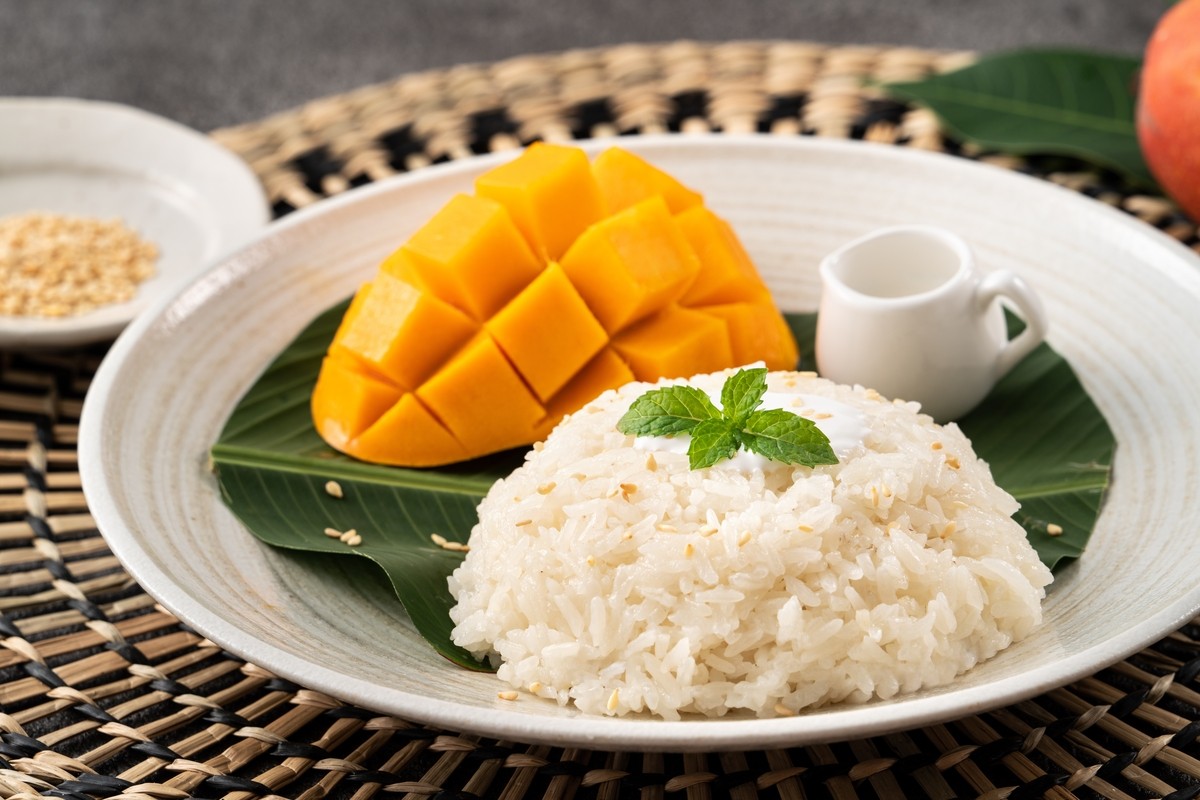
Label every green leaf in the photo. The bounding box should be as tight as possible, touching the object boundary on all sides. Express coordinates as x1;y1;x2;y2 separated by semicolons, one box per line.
687;419;741;469
884;49;1154;187
720;367;768;424
740;409;838;467
211;305;1114;667
616;385;721;437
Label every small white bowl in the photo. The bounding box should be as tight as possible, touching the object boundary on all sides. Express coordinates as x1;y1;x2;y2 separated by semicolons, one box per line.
0;97;270;348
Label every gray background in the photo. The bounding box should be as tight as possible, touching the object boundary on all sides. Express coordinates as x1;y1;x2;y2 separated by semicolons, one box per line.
0;0;1165;132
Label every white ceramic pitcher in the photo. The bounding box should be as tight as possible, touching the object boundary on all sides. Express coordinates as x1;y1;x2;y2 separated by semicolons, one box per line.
815;225;1047;421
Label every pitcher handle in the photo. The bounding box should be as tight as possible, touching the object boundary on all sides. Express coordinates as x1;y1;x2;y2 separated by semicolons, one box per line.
976;271;1048;379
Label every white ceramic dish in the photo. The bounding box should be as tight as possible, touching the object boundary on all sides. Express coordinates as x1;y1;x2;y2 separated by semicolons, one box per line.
80;135;1200;752
0;97;270;347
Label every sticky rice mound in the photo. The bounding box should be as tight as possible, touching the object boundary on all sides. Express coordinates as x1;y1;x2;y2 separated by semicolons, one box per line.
448;369;1053;719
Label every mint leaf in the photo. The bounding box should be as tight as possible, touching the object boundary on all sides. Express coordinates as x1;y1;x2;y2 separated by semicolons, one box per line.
720;367;767;425
688;419;741;469
617;385;721;437
741;409;838;467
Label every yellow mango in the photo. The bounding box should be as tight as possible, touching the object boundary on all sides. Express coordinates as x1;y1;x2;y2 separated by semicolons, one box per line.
313;144;799;466
559;196;699;333
612;306;733;381
592;147;704;215
696;298;799;370
534;348;635;439
311;353;403;450
476;142;604;261
397;194;542;320
676;206;770;306
416;334;545;455
349;393;468;467
486;263;608;402
334;272;477;390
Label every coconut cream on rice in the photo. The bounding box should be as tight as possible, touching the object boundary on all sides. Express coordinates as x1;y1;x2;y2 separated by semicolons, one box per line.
448;368;1052;719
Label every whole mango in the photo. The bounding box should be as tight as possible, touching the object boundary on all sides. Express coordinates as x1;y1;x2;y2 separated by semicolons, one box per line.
1137;0;1200;221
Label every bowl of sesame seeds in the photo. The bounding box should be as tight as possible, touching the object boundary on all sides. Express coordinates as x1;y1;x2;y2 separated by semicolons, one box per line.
0;97;270;348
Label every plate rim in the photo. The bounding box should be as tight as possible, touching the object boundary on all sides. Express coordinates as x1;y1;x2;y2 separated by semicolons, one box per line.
0;95;271;348
80;133;1200;751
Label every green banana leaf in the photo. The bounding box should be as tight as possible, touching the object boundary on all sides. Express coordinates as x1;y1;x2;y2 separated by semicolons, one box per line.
213;305;1113;668
884;49;1154;187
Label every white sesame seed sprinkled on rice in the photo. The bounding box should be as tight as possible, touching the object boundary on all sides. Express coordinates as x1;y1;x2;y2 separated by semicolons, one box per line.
1047;523;1064;536
324;480;344;499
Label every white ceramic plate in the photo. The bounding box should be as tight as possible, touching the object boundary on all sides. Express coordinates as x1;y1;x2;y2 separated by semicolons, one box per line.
80;135;1200;752
0;98;270;347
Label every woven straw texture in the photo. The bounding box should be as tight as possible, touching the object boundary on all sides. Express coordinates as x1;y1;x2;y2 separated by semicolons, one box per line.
4;41;1200;800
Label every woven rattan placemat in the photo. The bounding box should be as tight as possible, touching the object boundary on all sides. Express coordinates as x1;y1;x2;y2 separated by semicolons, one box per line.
4;41;1200;800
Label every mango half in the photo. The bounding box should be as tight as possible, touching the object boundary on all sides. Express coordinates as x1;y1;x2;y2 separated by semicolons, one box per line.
312;143;798;466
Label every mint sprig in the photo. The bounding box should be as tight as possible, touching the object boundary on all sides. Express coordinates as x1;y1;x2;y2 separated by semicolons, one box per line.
616;368;840;470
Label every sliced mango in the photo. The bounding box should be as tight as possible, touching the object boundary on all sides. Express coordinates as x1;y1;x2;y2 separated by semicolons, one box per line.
613;306;733;381
486;263;608;402
415;334;545;456
395;193;542;320
350;393;469;467
592;147;704;215
311;353;403;450
333;272;477;390
476;142;603;261
559;196;699;333
696;298;799;370
676;206;770;306
312;143;800;466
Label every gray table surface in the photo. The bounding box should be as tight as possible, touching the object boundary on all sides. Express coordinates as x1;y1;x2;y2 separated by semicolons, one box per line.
0;0;1164;132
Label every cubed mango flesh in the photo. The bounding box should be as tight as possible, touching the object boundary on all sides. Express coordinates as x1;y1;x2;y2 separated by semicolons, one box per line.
311;353;403;450
333;272;477;390
415;334;545;456
475;142;604;261
486;263;608;402
676;206;771;306
612;306;734;381
696;298;799;370
592;147;704;215
559;196;699;333
312;143;800;466
396;193;542;320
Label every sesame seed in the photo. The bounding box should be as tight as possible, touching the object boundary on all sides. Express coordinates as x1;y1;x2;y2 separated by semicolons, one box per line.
431;533;448;547
0;212;158;317
798;524;814;533
323;527;341;539
870;486;879;507
813;412;832;420
515;519;533;527
684;543;695;557
773;703;797;717
324;480;344;499
620;482;637;499
931;442;943;451
1047;523;1064;536
529;681;542;693
622;530;634;540
945;456;961;470
737;531;751;546
607;689;620;711
345;533;363;547
699;525;718;537
586;555;596;566
864;388;883;401
656;523;676;532
941;522;957;538
497;691;518;701
537;482;556;495
338;528;358;543
645;454;657;471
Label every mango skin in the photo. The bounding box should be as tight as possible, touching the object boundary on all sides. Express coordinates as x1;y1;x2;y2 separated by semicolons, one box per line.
1137;0;1200;221
312;144;799;466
